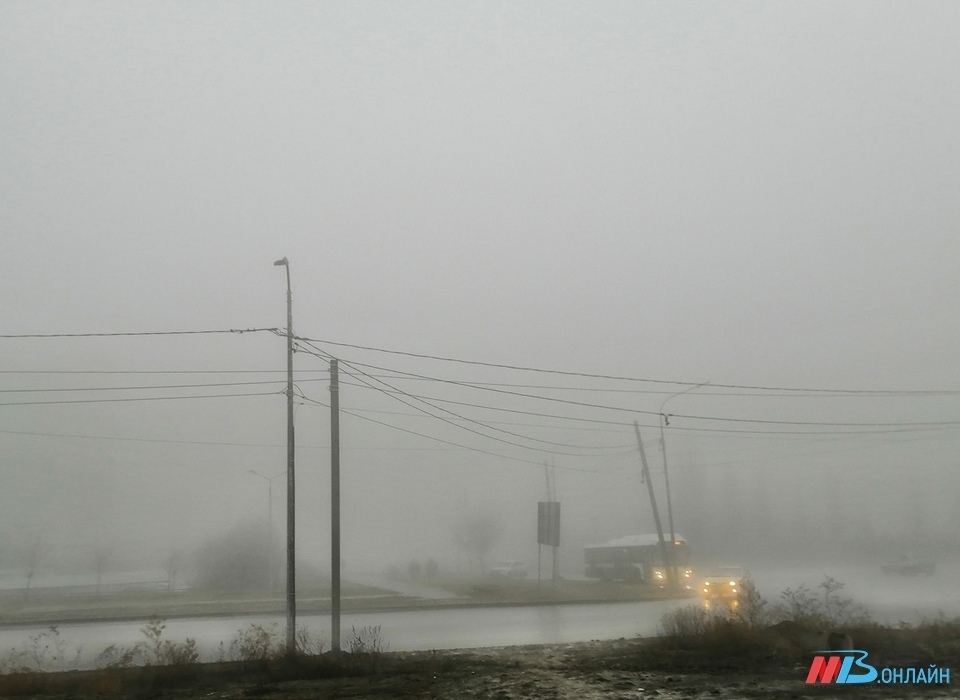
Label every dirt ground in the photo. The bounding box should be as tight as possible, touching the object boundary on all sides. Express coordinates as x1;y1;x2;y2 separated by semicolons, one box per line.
103;639;960;700
285;642;959;700
2;636;957;698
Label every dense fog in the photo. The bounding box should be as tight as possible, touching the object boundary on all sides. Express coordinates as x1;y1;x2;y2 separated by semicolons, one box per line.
1;2;958;611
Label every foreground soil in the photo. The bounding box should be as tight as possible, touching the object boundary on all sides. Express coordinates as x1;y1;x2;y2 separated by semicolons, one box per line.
3;638;957;699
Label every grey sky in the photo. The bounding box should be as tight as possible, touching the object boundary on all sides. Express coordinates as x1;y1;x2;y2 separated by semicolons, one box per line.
1;2;958;572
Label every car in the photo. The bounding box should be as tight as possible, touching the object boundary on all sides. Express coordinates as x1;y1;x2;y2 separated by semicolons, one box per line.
880;554;935;576
699;565;749;599
489;560;528;580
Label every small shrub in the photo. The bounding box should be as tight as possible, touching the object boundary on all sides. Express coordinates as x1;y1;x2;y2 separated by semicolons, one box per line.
659;604;725;638
773;576;869;628
296;624;326;656
96;643;146;669
141;616;167;662
230;623;284;661
157;638;200;665
736;578;769;627
348;625;385;655
0;626;81;673
96;617;198;668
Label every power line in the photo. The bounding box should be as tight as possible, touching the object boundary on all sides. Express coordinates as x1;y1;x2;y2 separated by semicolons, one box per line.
0;428;464;451
0;369;326;375
0;328;279;338
336;380;634;430
0;390;281;407
346;373;960;399
295;391;605;472
334;356;622;456
298;335;959;395
0;379;317;394
322;359;960;430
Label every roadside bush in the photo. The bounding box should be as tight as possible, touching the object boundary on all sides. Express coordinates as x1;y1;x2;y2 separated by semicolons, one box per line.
658;604;768;659
296;624;326;656
96;617;199;668
229;623;284;661
0;626;80;673
348;625;385;655
772;575;869;628
654;577;873;667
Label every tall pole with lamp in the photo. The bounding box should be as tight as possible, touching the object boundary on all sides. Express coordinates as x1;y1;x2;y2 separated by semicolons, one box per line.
659;381;710;543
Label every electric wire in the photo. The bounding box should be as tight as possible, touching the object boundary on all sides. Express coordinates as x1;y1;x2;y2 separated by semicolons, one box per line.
319;358;960;431
0;328;278;338
298;335;960;395
0;379;318;394
295;390;605;472
316;347;626;456
0;390;281;407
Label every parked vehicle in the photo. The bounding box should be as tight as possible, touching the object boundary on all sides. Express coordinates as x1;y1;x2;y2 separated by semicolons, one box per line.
880;554;935;576
489;560;528;579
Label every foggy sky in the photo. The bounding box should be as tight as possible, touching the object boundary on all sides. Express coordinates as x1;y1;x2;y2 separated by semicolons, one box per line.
1;2;958;576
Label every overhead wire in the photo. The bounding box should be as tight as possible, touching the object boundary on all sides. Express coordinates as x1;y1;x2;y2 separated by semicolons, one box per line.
295;390;606;472
297;339;625;455
298;335;960;395
0;328;278;338
0;390;281;407
0;379;319;394
315;357;960;432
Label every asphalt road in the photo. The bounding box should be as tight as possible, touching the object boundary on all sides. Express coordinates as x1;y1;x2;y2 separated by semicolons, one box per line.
3;560;958;672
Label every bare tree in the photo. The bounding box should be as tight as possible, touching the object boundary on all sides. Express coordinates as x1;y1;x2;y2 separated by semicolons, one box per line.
92;544;113;596
20;535;52;602
165;549;182;592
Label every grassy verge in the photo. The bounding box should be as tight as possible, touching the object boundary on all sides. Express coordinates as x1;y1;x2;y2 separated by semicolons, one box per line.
0;584;398;626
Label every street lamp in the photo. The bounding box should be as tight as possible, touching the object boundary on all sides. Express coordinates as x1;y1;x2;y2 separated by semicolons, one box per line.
274;256;296;656
659;382;710;543
248;469;284;591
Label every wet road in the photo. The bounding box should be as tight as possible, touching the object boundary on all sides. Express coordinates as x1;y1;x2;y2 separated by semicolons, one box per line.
2;561;958;671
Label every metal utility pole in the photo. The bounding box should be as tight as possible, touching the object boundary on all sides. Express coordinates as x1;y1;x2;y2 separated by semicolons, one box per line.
634;421;676;590
329;358;341;652
659;382;709;543
274;256;296;655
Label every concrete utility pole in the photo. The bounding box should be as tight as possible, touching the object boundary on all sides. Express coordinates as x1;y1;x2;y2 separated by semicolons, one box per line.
329;358;341;652
634;421;677;590
274;256;296;655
